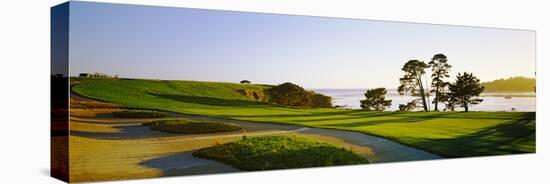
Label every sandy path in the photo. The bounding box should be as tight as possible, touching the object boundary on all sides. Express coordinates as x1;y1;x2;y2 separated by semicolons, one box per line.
69;93;442;182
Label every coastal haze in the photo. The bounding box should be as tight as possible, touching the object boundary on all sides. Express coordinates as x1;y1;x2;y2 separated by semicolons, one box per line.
313;89;536;112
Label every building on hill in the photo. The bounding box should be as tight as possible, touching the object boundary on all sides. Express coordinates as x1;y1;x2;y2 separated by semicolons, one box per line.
78;72;116;78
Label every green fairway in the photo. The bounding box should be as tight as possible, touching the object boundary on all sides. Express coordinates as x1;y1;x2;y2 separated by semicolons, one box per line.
72;78;536;157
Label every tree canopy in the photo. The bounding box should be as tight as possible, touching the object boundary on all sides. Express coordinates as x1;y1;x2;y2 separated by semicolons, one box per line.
360;88;392;111
398;60;430;111
447;72;485;112
428;54;452;111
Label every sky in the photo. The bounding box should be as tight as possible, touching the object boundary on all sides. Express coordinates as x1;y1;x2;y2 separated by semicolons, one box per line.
68;1;536;89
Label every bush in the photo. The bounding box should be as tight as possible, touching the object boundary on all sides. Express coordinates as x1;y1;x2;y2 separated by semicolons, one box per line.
310;93;333;108
398;99;419;112
70;99;120;109
240;80;251;84
237;88;269;102
112;110;170;118
267;82;332;108
267;82;311;107
144;119;241;134
193;136;368;170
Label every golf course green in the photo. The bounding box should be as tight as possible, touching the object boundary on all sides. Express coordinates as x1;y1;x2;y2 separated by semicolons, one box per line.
72;78;536;158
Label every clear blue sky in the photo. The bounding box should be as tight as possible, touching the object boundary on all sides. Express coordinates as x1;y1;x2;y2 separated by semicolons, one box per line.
68;1;535;89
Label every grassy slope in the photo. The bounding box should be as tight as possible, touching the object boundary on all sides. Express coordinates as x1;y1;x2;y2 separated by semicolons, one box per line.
73;79;536;157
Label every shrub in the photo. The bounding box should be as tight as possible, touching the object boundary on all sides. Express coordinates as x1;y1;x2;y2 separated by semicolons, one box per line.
237;88;269;102
267;82;332;108
193;136;368;170
70;99;120;109
267;82;311;107
112;110;170;118
398;99;419;112
310;93;333;108
144;119;241;134
240;80;251;84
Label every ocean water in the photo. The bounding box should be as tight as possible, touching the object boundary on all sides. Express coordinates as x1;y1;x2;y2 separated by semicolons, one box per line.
312;89;536;112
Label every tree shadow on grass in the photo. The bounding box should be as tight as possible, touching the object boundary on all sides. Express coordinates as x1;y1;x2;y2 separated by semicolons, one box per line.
319;114;449;128
139;152;239;177
69;124;184;140
229;110;395;119
411;113;536;157
149;93;267;107
291;111;532;127
228;111;525;123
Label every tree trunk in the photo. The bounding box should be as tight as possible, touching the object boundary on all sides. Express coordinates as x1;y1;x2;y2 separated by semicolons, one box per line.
434;86;439;111
417;75;429;112
463;101;469;112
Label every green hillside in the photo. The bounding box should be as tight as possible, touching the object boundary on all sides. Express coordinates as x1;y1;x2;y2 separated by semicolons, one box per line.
72;78;535;157
482;76;536;92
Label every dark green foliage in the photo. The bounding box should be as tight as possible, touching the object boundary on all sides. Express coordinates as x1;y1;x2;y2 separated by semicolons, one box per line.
71;99;120;109
428;54;452;111
360;88;392;111
447;72;485;112
237;88;269;102
267;82;332;108
70;76;116;86
240;80;251;84
112;110;170;118
267;82;312;107
193;136;368;170
144;119;241;134
482;76;536;92
310;93;333;108
398;99;419;112
398;60;430;111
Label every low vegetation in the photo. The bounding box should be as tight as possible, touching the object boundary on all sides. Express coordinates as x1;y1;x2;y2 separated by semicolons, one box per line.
482;76;536;92
70;99;120;109
112;110;170;118
143;119;241;134
70;77;117;86
237;88;269;102
193;136;368;170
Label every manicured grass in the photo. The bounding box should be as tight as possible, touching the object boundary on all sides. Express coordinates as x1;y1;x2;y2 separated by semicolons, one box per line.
112;110;170;118
193;136;368;170
143;119;241;134
73;78;536;157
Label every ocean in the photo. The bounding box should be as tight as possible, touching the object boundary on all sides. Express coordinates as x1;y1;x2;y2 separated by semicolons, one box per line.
312;89;536;112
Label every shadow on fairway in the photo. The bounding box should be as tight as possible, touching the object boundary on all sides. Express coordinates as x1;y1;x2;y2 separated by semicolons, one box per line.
150;93;266;107
412;112;536;157
139;152;239;177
